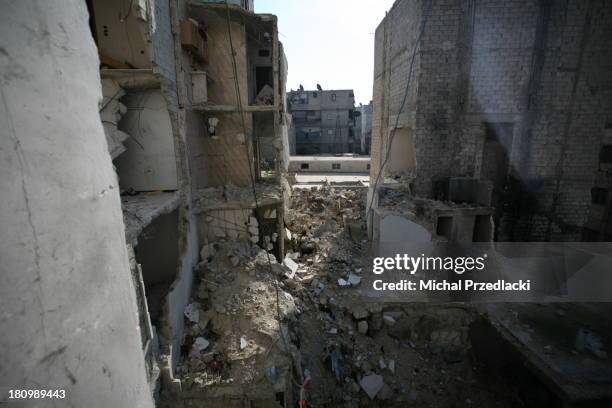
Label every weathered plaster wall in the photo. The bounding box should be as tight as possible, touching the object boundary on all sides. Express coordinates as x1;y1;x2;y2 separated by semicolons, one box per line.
0;2;153;406
115;89;179;191
203;10;254;187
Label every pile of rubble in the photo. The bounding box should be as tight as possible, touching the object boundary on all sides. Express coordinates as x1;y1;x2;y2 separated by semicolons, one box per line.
176;185;519;407
175;240;297;401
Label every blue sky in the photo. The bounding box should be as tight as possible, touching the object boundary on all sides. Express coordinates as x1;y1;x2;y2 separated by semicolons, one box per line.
255;0;396;105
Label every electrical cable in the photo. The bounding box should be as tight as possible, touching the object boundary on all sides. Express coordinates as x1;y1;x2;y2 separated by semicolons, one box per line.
222;1;302;386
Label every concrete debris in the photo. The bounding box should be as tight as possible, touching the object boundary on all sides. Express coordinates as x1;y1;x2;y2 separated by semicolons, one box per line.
347;273;361;286
352;305;369;320
382;314;396;327
360;373;384;399
178;185;516;406
184;303;200;323
194;336;210;351
200;243;216;260
388;359;395;373
189;336;210;358
283;256;299;277
255;84;274;105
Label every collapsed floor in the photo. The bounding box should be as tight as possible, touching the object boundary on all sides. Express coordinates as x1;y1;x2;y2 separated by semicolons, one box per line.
167;185;612;408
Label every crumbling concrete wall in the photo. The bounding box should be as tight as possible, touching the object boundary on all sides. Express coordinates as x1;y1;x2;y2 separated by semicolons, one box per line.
0;1;153;406
202;10;254;187
370;0;612;241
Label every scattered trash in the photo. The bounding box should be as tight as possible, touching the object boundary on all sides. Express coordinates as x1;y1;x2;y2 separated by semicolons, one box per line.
189;336;210;358
338;278;349;286
240;335;248;350
330;347;344;381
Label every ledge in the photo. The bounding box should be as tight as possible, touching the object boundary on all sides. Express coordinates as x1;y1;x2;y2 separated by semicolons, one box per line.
122;191;182;242
192;103;276;113
100;68;163;89
192;183;282;212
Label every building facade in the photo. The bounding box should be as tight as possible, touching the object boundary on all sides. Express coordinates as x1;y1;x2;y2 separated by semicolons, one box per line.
1;0;290;406
369;0;612;243
288;89;360;154
359;101;373;155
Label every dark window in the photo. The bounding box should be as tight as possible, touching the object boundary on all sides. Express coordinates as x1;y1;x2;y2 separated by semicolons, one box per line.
332;163;341;170
600;146;612;163
473;215;493;242
331;93;336;101
582;227;599;241
255;66;273;95
366;164;371;170
436;216;453;238
591;187;609;205
300;163;309;170
258;49;270;57
313;92;318;98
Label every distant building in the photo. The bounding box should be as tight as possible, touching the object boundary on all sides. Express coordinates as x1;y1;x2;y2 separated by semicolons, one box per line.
358;102;373;155
287;89;359;155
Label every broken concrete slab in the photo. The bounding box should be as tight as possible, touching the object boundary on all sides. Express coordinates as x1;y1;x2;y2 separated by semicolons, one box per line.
352;305;369;320
283;256;299;277
184;303;200;323
360;373;384;399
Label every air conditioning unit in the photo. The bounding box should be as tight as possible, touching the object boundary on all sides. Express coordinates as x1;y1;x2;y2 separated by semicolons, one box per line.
180;19;207;63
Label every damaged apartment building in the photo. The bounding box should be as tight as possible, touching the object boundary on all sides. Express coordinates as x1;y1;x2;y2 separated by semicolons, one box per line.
1;0;291;406
369;0;612;244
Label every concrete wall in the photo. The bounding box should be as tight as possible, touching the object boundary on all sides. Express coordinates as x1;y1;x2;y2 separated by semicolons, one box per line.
0;2;153;406
370;0;612;241
115;89;179;192
92;0;152;68
201;10;254;187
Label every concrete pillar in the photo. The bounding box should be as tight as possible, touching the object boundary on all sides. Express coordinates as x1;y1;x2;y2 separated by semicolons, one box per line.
0;1;153;407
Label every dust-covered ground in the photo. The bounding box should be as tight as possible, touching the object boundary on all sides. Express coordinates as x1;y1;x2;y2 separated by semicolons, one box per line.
173;185;524;407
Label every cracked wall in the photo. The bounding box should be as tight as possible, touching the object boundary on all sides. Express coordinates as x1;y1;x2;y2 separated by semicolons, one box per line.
0;1;153;406
370;0;612;241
